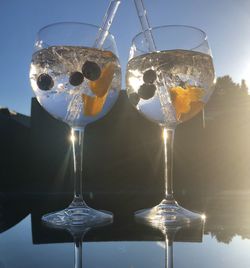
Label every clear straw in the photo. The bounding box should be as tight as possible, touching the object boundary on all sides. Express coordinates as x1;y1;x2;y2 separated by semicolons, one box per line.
134;0;156;52
94;0;121;49
66;0;121;123
133;0;177;124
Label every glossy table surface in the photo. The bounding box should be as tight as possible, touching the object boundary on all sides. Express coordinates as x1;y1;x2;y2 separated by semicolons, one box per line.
0;192;249;268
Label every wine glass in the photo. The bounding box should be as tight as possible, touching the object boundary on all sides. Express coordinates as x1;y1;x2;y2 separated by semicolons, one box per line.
44;220;111;268
30;22;121;226
136;216;204;268
126;25;215;226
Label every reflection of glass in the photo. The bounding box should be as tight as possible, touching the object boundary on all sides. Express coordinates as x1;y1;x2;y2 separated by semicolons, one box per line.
164;224;204;268
72;228;85;268
164;228;176;268
126;25;215;226
136;217;204;268
72;228;88;268
30;22;121;226
44;220;112;268
205;193;250;244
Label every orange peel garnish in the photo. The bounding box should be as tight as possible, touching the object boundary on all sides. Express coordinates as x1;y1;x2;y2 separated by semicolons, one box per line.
170;85;204;120
89;62;115;97
81;61;116;116
102;51;114;58
81;93;107;116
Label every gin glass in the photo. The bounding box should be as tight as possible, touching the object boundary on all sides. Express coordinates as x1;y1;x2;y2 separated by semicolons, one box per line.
126;25;215;226
30;22;121;226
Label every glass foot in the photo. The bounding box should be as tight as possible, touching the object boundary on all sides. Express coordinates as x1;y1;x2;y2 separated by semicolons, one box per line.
42;201;113;227
135;199;205;227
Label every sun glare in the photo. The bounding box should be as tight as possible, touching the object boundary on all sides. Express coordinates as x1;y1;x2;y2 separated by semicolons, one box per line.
163;128;168;141
247;81;250;95
201;214;206;221
128;70;142;91
129;76;141;92
70;131;75;143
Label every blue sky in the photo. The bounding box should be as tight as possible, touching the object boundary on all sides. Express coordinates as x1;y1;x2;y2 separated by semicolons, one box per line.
1;0;250;115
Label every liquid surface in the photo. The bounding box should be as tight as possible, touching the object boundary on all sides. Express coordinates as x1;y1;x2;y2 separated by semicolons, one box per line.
126;49;215;126
30;46;121;128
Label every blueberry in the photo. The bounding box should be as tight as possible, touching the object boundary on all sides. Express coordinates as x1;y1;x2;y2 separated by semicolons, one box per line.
143;69;157;84
129;92;140;106
82;61;101;81
138;84;156;100
69;71;84;86
37;74;54;91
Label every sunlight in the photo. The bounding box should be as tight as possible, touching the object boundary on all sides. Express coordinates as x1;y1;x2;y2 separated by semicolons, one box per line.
70;130;75;143
128;69;142;91
201;214;206;221
247;81;250;95
128;76;141;92
163;128;168;141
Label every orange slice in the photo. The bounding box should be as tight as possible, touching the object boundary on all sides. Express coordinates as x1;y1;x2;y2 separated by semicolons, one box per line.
81;93;107;116
180;101;204;122
89;62;115;97
102;51;114;58
170;85;204;120
82;61;116;116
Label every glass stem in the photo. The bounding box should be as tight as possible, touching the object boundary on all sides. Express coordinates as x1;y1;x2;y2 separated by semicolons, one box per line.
165;236;173;268
163;127;175;202
74;239;82;268
71;128;85;206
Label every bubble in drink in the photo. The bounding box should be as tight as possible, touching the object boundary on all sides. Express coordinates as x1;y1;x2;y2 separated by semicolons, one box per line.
126;49;215;125
30;46;121;128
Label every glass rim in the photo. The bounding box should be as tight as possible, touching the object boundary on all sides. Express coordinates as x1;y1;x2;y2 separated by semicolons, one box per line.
132;24;208;52
37;21;115;45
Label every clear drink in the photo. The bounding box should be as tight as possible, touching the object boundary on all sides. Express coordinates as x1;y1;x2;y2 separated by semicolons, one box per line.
126;49;215;125
30;46;121;128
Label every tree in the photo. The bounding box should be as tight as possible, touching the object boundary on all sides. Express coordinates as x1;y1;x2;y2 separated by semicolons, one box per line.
240;79;248;95
206;75;250;117
214;75;240;95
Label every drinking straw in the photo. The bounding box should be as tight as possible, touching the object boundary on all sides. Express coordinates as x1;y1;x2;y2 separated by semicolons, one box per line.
134;0;206;128
66;0;121;123
133;0;156;52
94;0;121;49
133;0;177;123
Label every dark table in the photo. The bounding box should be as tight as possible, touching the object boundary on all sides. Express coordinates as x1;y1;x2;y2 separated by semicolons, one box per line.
1;92;250;267
0;191;249;268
